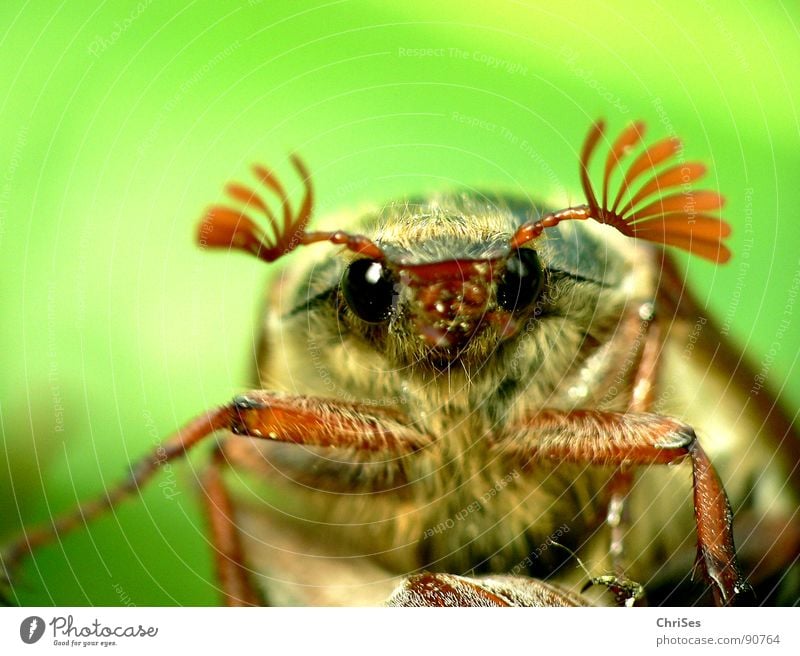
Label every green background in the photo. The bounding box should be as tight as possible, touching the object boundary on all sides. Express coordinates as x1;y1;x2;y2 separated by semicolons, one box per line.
1;1;798;605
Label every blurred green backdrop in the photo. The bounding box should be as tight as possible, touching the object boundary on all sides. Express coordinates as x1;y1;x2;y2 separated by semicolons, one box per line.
1;1;798;605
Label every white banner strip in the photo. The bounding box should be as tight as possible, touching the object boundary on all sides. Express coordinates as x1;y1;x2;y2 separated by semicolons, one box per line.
1;607;797;655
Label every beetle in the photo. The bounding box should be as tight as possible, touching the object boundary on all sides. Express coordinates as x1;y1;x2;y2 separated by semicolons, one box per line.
2;120;798;607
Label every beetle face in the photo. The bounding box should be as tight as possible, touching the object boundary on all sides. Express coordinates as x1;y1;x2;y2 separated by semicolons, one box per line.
285;195;625;384
343;250;546;355
332;200;553;368
399;257;501;350
403;247;548;350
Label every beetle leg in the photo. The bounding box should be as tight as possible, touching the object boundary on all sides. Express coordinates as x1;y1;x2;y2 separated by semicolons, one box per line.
606;469;633;574
0;406;232;578
582;573;645;607
227;392;429;453
200;445;263;607
0;393;429;586
495;409;751;606
607;300;663;574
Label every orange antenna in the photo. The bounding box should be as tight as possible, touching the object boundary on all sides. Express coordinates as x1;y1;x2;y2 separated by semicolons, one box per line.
198;156;383;262
512;120;731;264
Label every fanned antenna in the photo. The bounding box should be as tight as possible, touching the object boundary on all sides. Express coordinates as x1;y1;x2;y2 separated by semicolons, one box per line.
198;156;383;262
511;120;732;264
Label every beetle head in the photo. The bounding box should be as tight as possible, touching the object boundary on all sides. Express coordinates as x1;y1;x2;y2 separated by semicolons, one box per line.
399;258;502;350
197;120;731;367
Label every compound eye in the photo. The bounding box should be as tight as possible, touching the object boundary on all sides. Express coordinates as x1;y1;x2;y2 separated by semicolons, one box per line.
497;249;544;313
342;259;395;323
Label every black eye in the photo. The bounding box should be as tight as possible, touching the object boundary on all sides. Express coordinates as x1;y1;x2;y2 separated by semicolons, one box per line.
342;259;395;323
497;249;544;312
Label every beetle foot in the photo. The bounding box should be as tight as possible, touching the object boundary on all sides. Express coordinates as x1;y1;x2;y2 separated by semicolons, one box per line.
582;574;645;607
695;546;754;606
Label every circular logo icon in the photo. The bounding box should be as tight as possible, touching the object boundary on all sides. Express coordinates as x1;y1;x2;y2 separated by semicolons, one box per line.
20;616;45;644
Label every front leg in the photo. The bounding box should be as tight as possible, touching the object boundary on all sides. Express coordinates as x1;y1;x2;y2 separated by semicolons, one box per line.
200;446;263;607
1;392;430;603
493;409;751;606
